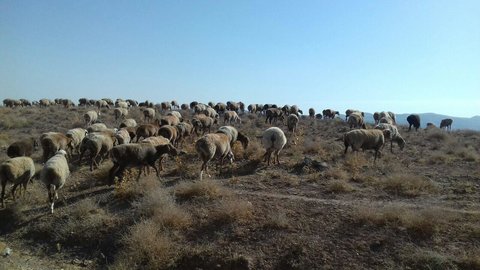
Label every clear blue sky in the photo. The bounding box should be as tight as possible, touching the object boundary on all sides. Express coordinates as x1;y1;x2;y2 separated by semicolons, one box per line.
1;0;479;117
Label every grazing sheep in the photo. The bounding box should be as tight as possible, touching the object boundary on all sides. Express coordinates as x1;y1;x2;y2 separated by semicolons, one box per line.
7;137;38;158
262;127;287;166
109;143;177;184
20;99;32;107
379;111;396;125
347;112;366;129
79;133;115;171
286;114;299;144
62;99;75;108
440;118;453;131
345;109;364;121
322;109;339;119
96;99;110;109
224;111;241;125
87;123;108;133
407;114;421;131
114;108;128;121
116;101;129;109
78;98;89;107
140;136;173;171
308;108;315;118
115;128;131;145
203;107;219;119
126;99;138;107
39;99;52;107
143;108;155;123
1;157;36;208
181;103;189;110
217;126;249;149
41;150;70;214
195;132;234;180
167;111;183;122
426;122;437;129
374;123;406;153
343;129;389;162
373;112;380;124
135;120;161;142
119;118;137;128
281;105;291;116
247;104;258;114
160;115;180;126
171;100;179;109
66;128;88;155
176;122;194;145
227;101;240;112
84;110;99;126
315;113;323;119
40;132;72;162
157;125;178;146
192;114;217;135
265;108;284;124
290;105;300;116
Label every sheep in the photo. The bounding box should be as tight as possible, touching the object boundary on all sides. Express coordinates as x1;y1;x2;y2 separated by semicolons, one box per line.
79;133;115;171
347;112;366;129
62;99;75;108
407;114;421;131
119;118;137;128
41;150;70;214
224;111;241;125
143;108;155;123
345;109;364;121
195;132;234;180
116;101;129;109
7;137;38;158
135;120;161;142
286;114;299;144
109;143;178;184
214;103;227;114
217;126;249;149
39;99;52;107
181;103;189;110
265;108;284;124
227;101;240;112
247;104;257;114
102;98;114;106
96;99;110;109
87;123;108;133
290;105;300;116
176;122;194;146
140;136;173;171
440;118;453;131
78;98;88;107
373;112;380;124
66;128;88;155
84;110;99;126
20;99;32;107
194;103;208;114
160;115;180;126
40;132;72;162
1;157;36;208
281;105;291;116
171;100;179;109
203;107;219;119
115;128;131;145
167;111;183;122
322;109;339;119
379;111;396;125
262;127;287;166
374;123;406;153
157;125;178;146
426;122;437;129
343;129;389;162
113;108;128;121
192;114;217;135
126;99;139;107
308;108;315;118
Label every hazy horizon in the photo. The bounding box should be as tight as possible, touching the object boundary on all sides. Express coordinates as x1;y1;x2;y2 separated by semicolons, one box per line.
1;1;479;117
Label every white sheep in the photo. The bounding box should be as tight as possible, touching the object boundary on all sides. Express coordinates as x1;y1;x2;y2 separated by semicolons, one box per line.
217;126;249;149
195;132;234;180
115;128;131;145
86;123;108;133
41;150;70;214
262;127;287;165
347;112;366;129
343;129;389;162
143;108;155;123
66;128;88;155
379;111;396;125
374;123;406;153
113;107;128;121
119;118;137;128
0;157;36;208
224;111;241;125
116;101;129;109
79;133;115;171
167;111;183;122
84;110;99;126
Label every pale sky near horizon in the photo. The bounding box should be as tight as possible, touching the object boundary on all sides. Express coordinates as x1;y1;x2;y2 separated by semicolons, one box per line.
1;1;479;117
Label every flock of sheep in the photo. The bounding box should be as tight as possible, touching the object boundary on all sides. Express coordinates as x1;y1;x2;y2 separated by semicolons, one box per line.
1;98;454;214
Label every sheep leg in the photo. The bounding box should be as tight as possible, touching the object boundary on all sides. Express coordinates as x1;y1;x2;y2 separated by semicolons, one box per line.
1;181;6;208
109;163;121;185
11;183;21;201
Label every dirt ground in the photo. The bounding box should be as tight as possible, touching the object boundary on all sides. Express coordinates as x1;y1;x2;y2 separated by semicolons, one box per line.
0;105;479;270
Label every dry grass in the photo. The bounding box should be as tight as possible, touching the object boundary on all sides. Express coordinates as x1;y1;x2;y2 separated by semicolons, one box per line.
115;174;162;201
402;248;480;270
327;179;354;193
133;188;192;230
212;198;254;224
323;167;349;180
174;179;229;200
113;220;178;270
264;210;290;229
0;115;32;129
243;140;264;161
379;173;437;197
0;202;26;231
354;205;457;238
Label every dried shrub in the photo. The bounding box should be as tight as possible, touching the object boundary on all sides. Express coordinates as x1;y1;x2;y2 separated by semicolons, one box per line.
0;202;26;231
0;116;31;129
212;199;254;224
324;167;349;180
426;130;449;141
115;174;161;201
264;211;290;229
174;179;228;200
244;140;263;161
327;180;354;193
113;220;178;269
380;173;437;197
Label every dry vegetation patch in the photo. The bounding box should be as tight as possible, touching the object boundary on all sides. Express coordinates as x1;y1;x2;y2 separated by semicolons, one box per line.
379;173;437;197
212;198;254;224
174;179;229;200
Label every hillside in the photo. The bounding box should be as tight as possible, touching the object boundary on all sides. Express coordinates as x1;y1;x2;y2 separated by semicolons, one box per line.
0;105;479;270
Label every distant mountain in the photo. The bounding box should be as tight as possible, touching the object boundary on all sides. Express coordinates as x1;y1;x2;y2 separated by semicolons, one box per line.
355;113;480;131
